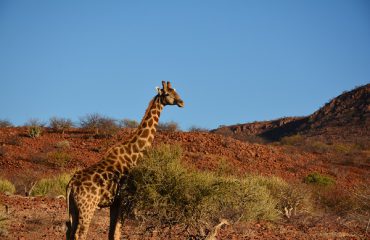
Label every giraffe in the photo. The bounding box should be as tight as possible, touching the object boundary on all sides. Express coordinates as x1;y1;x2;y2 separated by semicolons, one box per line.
66;81;184;240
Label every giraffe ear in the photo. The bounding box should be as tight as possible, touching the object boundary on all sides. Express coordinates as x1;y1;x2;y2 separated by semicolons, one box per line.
155;86;161;94
162;81;168;91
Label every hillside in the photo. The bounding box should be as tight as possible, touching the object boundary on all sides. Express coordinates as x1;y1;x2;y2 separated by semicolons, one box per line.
213;84;370;143
0;127;369;239
0;85;369;239
0;127;368;187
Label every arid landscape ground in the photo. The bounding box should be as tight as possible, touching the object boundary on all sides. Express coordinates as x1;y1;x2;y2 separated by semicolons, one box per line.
0;84;369;239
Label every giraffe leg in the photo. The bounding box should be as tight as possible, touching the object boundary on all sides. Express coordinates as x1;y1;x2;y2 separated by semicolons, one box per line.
109;195;123;240
66;192;79;240
74;207;95;240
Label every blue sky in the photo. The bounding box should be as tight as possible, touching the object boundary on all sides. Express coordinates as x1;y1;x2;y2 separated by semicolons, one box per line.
0;0;369;129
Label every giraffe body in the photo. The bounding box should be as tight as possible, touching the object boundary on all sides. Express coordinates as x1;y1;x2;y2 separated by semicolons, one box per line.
66;81;183;240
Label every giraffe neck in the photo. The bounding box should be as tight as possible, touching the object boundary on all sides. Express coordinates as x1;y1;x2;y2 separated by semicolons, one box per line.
122;95;163;165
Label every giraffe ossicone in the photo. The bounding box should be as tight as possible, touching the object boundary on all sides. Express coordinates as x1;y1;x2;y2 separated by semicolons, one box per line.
66;81;184;240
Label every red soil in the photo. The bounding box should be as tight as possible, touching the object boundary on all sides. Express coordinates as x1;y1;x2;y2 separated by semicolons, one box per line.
0;127;369;239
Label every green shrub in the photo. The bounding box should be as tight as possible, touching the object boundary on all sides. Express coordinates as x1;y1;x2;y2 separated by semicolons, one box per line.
215;158;235;177
30;173;71;197
47;151;71;167
25;119;44;138
304;172;335;186
122;145;287;237
0;178;15;195
49;117;74;134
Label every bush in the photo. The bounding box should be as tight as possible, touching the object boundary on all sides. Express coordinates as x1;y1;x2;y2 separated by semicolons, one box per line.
215;158;235;177
30;173;71;197
332;143;354;154
306;141;331;153
49;117;74;134
157;121;180;132
257;176;312;218
47;151;71;167
120;118;139;128
0;178;16;195
25;119;44;138
55;140;71;149
0;120;13;128
280;134;304;146
188;126;208;132
80;113;119;136
121;145;288;237
304;172;335;186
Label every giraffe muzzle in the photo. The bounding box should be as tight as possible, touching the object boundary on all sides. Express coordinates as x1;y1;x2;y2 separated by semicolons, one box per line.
176;99;184;107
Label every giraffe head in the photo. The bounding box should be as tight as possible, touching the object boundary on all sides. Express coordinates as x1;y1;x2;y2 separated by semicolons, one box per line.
156;81;184;107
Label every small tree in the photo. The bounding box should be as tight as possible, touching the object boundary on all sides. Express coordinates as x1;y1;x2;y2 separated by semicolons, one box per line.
188;125;208;132
80;113;119;136
157;121;180;132
79;113;101;134
0;120;13;128
120;118;139;128
49;117;74;135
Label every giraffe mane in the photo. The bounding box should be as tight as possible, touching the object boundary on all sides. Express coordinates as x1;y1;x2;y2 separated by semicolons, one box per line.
138;95;159;127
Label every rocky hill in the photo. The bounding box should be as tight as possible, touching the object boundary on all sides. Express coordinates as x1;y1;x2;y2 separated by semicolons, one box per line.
213;84;370;142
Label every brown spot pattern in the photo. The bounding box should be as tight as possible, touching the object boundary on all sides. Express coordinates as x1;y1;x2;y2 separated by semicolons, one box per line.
138;139;146;148
141;129;150;138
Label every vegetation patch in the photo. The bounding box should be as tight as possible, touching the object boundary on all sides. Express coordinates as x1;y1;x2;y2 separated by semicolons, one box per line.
0;178;16;195
0;119;13;128
304;172;335;186
30;173;71;197
120;118;139;128
80;113;119;137
188;125;208;132
55;140;71;149
121;145;312;237
47;151;72;167
25;119;44;138
49;117;74;134
157;121;180;132
280;134;305;146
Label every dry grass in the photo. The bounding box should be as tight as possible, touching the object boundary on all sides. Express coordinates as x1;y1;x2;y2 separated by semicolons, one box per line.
30;173;71;197
0;178;15;195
